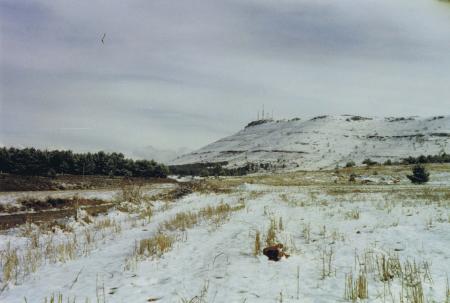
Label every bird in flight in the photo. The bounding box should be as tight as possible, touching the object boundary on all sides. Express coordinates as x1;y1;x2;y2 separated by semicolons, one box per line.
101;33;106;44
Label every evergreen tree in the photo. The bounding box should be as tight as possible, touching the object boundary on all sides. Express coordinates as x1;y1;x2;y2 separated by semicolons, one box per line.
407;164;429;184
0;147;168;178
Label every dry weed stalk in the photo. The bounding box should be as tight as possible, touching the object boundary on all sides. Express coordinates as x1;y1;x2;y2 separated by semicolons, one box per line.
320;245;334;279
344;271;368;302
1;242;19;283
376;253;401;282
345;209;360;220
254;230;261;256
180;280;209;303
302;223;311;244
265;219;277;246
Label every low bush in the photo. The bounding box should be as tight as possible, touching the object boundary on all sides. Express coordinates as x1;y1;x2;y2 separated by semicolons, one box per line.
362;159;378;166
345;161;355;168
407;164;429;184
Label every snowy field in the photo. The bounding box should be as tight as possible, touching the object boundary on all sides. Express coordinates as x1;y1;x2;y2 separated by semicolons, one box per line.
0;167;449;302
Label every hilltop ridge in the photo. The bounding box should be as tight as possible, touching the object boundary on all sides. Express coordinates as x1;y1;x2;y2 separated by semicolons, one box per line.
171;115;450;170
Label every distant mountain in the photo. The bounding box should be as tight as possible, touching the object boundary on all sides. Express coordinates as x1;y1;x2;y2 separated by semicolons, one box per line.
132;145;191;164
171;115;450;170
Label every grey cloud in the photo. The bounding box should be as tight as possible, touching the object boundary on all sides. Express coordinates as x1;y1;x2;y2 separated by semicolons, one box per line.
1;0;450;156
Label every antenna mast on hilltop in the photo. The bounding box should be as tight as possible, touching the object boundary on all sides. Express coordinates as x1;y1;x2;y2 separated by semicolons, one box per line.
262;104;265;120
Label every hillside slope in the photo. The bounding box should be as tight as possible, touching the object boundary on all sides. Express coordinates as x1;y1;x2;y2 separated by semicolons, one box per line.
171;115;450;170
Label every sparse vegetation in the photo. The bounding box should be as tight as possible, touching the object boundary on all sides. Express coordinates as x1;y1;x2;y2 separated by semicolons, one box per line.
320;245;335;279
1;242;19;283
345;209;360;220
345;161;355;168
345;116;372;122
169;161;261;176
138;233;174;258
310;115;328;121
265;219;277;246
253;231;261;256
384;159;393;165
2;162;449;302
376;253;401;282
344;272;368;301
362;158;378;166
348;173;356;182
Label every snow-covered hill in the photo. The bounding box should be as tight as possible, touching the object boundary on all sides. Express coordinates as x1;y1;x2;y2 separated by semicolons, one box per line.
172;115;450;170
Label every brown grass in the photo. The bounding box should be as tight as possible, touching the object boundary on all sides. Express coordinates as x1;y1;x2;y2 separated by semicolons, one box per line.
320;245;334;279
265;219;277;246
126;201;245;268
376;253;401;282
301;223;311;244
344;272;368;302
1;242;19;283
161;202;245;233
345;209;360;220
162;211;199;231
253;230;261;256
138;233;174;258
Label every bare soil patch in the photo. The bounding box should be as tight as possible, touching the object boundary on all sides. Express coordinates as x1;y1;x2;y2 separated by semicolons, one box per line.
0;173;176;192
0;197;113;230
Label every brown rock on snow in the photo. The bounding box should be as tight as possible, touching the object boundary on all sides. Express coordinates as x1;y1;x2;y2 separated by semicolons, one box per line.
263;244;290;261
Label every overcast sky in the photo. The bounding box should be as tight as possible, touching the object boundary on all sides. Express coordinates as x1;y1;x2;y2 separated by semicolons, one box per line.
1;0;450;159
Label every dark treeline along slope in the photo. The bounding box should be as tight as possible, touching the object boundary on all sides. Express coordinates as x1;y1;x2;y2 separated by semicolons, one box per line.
402;153;450;164
0;147;169;178
1;147;450;179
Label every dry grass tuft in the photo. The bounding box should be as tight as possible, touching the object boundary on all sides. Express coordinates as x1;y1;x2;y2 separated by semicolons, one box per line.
446;276;450;303
138;233;174;258
376;253;401;282
401;260;426;303
179;280;209;303
344;271;368;302
265;219;277;246
161;202;244;232
117;183;146;204
126;201;245;268
253;230;261;256
345;209;360;220
1;242;19;283
320;245;334;279
301;223;311;244
278;217;284;231
1;214;125;286
163;211;199;231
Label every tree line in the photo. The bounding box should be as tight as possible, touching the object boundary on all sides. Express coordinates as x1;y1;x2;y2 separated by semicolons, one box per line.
348;152;450;167
0;147;169;178
402;153;450;165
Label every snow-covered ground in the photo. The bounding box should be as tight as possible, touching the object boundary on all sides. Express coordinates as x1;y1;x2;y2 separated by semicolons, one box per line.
172;115;450;170
0;170;449;302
